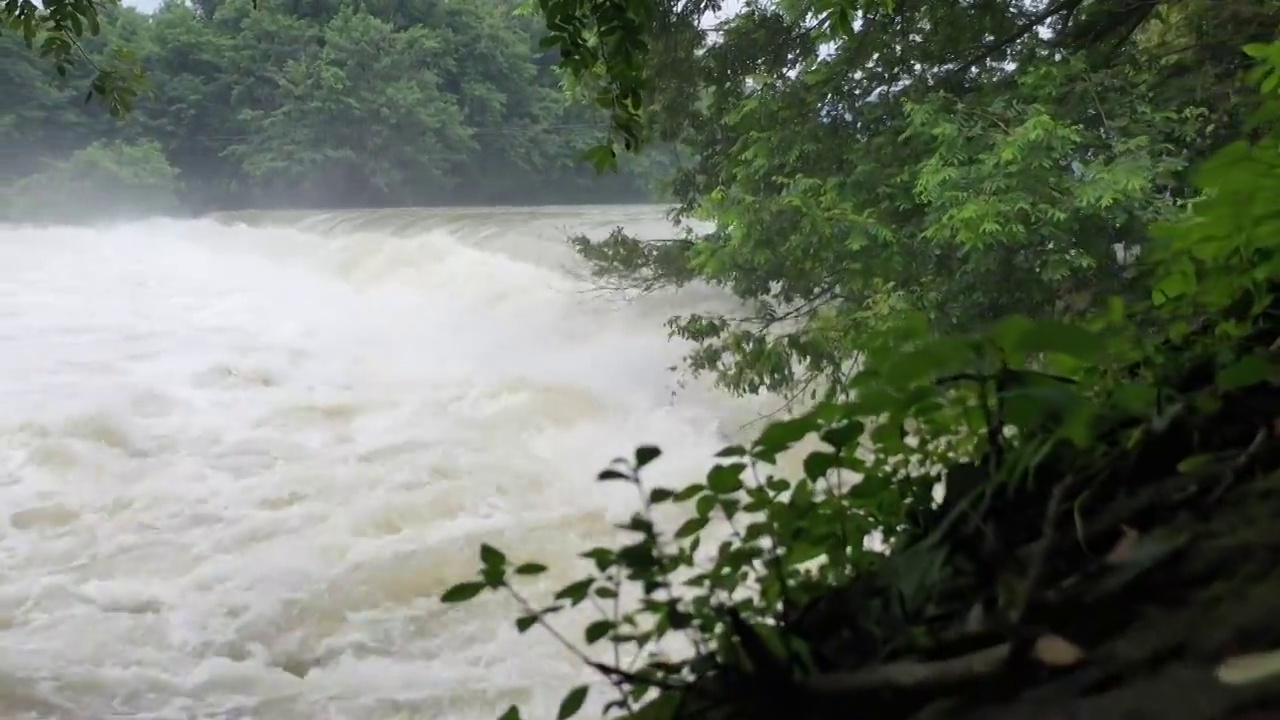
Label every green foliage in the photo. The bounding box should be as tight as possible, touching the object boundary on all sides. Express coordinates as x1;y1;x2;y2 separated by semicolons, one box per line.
527;0;895;164
441;35;1280;720
552;0;1276;397
218;6;474;201
0;0;143;115
1;0;684;212
2;139;182;223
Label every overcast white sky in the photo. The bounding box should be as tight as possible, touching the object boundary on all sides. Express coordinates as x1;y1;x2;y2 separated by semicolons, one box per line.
122;0;162;13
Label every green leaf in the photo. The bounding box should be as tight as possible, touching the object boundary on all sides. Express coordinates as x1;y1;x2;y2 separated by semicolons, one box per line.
754;416;815;454
558;685;589;720
635;445;662;468
1009;320;1108;362
719;497;741;519
715;444;747;458
1244;42;1273;59
554;578;594;605
695;493;717;517
584;619;615;643
673;483;705;501
991;314;1037;352
878;336;978;387
482;565;506;588
1217;355;1274;390
580;547;615;571
706;463;745;494
621;513;655;535
786;543;826;568
1110;381;1158;416
583;144;617;172
1176;454;1217;474
883;347;951;386
1001;382;1081;430
820;419;864;450
626;690;681;720
515;563;548;576
869;421;906;455
515;614;539;633
440;581;486;603
675;516;709;538
803;451;838;479
480;543;507;568
598;468;630;481
498;705;521;720
649;487;676;503
1151;269;1194;306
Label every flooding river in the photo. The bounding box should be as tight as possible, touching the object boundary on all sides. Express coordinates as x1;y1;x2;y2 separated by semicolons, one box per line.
0;206;768;719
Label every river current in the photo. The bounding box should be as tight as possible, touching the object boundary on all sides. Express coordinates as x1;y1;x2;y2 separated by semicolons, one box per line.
0;206;769;719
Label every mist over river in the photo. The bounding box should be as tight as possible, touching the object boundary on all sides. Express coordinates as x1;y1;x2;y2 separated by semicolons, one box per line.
0;206;773;720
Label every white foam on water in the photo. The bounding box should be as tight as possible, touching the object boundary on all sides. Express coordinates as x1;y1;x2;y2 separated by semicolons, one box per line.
0;212;760;720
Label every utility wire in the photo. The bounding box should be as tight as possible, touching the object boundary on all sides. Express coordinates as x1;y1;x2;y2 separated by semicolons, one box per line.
0;122;615;155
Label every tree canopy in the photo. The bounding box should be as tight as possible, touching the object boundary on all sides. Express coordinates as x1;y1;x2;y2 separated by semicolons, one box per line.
545;0;1280;396
1;0;680;217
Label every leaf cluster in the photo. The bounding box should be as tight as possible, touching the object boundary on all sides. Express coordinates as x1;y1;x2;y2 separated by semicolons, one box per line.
2;0;142;115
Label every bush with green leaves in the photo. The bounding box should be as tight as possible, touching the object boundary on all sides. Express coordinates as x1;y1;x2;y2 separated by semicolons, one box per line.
439;38;1280;720
2;139;182;223
550;0;1276;399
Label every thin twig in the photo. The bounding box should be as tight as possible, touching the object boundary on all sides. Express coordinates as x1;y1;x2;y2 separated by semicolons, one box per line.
505;586;598;667
1206;427;1269;504
949;0;1088;78
1012;475;1073;626
588;660;688;692
506;576;669;698
743;459;801;673
802;641;1014;696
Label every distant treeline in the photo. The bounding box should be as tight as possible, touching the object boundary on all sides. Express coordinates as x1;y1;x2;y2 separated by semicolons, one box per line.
0;0;682;221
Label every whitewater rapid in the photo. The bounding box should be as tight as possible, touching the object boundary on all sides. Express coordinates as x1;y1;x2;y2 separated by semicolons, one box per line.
0;208;763;720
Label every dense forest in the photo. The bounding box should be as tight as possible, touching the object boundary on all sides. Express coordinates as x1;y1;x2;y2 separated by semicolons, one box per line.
0;0;679;222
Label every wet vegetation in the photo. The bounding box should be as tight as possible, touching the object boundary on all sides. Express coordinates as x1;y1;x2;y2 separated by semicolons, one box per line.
440;0;1280;718
8;0;1280;717
0;0;678;220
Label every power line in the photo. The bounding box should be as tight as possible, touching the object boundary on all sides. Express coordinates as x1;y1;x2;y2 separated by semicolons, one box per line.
0;122;617;155
165;123;612;141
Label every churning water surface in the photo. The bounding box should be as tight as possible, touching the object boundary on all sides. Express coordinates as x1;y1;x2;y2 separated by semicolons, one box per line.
0;206;772;720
